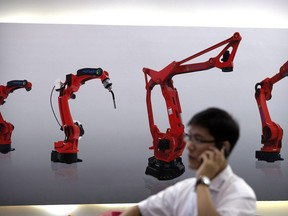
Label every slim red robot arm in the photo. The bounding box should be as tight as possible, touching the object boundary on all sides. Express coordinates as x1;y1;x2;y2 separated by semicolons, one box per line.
255;61;288;162
51;68;115;164
0;80;32;153
143;32;242;180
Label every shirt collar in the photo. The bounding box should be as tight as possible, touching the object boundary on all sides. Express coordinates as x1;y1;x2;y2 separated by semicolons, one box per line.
210;165;233;192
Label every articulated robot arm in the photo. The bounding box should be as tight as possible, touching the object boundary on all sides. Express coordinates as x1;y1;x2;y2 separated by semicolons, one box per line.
143;32;242;180
255;61;288;162
51;68;115;164
0;80;32;153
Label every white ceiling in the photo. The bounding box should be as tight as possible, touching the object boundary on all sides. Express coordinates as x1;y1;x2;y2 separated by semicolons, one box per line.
0;0;287;28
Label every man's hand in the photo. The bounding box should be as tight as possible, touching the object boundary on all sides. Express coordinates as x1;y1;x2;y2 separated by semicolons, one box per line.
196;145;227;180
195;145;227;216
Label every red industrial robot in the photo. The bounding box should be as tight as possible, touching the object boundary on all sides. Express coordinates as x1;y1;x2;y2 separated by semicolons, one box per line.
255;61;288;162
51;68;116;164
0;80;32;153
143;32;242;180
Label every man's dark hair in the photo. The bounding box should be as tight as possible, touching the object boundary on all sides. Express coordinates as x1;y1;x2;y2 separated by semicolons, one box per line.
187;107;239;156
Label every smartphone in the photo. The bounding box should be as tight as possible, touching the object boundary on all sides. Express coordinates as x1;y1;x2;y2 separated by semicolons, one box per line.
215;142;228;157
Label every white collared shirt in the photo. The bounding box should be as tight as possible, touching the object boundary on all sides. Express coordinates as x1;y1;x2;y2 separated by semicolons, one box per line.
138;165;256;216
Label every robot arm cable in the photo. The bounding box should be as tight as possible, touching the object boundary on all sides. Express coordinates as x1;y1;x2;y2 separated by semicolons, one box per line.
50;85;62;130
110;90;116;109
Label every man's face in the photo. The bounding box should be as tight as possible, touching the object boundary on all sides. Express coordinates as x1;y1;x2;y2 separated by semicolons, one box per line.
186;125;216;170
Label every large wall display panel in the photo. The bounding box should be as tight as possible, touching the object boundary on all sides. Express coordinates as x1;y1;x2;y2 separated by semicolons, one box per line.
0;23;287;205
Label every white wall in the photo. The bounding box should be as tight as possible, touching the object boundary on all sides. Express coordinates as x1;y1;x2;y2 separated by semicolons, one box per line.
0;23;287;205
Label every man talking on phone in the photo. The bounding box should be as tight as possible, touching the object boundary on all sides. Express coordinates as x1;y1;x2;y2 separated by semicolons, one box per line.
121;107;256;216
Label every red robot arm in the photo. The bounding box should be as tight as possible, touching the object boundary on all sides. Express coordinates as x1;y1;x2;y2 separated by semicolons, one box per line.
255;61;288;162
0;80;32;153
51;68;115;164
143;32;242;180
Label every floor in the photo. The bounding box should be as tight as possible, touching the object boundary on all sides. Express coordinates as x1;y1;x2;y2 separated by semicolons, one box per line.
0;202;288;216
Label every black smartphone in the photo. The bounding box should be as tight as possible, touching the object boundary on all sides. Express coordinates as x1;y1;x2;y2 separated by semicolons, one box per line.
215;142;228;157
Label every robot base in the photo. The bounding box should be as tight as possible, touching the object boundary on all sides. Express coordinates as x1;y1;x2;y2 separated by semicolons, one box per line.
145;156;185;180
51;150;82;164
255;151;284;162
0;144;15;154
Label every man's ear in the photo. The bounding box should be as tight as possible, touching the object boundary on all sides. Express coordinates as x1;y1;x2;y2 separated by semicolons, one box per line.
223;141;231;157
